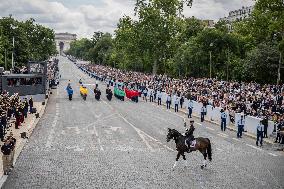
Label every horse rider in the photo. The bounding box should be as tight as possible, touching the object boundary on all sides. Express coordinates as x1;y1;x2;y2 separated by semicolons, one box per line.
185;120;196;152
256;120;264;146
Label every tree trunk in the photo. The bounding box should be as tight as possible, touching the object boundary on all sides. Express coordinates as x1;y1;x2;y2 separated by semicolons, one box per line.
152;60;157;75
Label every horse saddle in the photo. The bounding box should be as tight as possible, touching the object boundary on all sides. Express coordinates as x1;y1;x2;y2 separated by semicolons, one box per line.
185;139;196;148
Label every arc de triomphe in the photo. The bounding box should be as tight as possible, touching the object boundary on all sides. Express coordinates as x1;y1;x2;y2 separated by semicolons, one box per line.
55;32;77;55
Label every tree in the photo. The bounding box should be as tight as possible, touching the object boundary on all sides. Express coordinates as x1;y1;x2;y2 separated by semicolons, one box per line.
0;16;56;69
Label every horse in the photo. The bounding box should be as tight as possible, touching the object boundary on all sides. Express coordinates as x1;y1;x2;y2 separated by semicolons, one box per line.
166;128;212;169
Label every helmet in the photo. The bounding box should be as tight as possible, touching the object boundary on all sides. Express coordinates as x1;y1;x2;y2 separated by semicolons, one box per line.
190;119;194;123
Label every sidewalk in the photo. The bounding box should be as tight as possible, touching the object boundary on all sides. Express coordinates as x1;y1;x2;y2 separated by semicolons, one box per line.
0;96;49;178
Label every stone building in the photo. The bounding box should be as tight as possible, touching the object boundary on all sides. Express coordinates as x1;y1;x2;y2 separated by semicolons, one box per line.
55;32;77;55
220;6;254;23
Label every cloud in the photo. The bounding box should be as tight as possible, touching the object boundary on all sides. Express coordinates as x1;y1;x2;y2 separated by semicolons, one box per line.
0;0;255;38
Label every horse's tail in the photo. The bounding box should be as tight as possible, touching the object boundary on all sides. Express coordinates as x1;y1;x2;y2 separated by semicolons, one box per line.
206;138;212;161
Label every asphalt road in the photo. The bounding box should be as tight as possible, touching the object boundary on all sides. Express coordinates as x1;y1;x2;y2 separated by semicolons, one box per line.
3;56;284;189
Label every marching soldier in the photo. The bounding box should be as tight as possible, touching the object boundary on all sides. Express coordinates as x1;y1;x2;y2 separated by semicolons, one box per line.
256;120;264;146
237;114;245;138
221;109;228;131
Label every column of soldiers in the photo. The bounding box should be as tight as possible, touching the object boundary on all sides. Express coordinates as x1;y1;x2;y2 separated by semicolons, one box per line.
0;92;33;175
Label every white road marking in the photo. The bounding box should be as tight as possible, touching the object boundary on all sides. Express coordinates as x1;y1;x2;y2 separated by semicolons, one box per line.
206;127;215;131
217;133;228;138
232;138;240;142
93;124;104;151
268;153;278;157
103;100;174;152
109;126;121;132
118;113;154;152
216;147;223;151
45;107;59;148
195;122;202;126
246;144;263;151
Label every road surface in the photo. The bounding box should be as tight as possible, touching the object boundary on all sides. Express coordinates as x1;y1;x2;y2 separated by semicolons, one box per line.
3;56;284;189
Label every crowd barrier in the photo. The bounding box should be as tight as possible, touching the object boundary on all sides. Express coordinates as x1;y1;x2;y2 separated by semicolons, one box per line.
78;67;275;137
156;92;274;137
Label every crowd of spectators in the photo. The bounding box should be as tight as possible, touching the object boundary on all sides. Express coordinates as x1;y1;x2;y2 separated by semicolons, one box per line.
47;58;60;87
7;78;42;87
79;63;284;124
0;92;34;175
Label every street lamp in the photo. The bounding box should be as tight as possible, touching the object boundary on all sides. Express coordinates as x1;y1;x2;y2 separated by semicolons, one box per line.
274;32;283;85
209;42;214;78
11;25;17;71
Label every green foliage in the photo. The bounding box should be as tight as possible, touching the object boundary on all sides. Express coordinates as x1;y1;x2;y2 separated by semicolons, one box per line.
67;0;284;84
0;16;56;69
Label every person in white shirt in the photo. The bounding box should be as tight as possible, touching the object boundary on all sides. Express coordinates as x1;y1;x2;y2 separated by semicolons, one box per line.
187;99;193;118
157;90;162;105
166;93;171;109
143;88;148;102
256;120;264;146
149;88;154;102
220;109;228;131
201;104;207;123
237;115;245;138
174;95;180;112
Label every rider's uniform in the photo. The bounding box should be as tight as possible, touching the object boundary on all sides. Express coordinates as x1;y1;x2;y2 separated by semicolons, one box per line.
185;125;195;150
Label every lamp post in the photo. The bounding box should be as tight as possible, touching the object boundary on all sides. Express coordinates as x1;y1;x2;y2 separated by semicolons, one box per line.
11;25;17;71
227;46;230;81
209;42;214;78
274;32;283;85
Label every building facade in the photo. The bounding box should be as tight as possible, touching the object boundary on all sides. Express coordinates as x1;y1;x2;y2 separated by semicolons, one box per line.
55;32;77;55
220;6;254;23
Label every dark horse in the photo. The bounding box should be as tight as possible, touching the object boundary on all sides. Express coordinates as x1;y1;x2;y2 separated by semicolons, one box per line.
167;128;212;169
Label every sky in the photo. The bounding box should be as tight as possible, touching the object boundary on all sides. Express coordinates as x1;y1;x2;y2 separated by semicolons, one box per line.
0;0;255;38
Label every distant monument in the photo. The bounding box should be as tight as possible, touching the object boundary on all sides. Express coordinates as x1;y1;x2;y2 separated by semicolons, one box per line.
55;32;77;55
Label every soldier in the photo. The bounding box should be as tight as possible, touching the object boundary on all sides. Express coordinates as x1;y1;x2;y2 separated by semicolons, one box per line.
220;109;228;132
1;140;12;175
237;114;245;138
187;99;193;118
256;120;264;146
